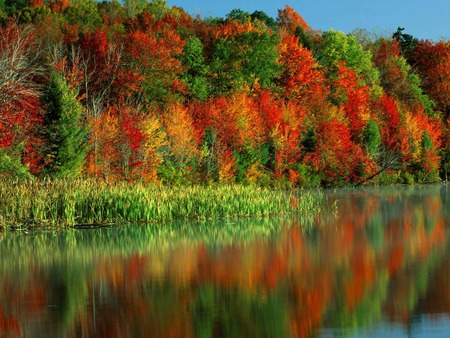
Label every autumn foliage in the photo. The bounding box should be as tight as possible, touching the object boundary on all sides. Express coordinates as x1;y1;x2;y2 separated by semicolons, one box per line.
0;2;448;184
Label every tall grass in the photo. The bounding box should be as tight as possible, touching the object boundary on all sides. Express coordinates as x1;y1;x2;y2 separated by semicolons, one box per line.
0;179;322;228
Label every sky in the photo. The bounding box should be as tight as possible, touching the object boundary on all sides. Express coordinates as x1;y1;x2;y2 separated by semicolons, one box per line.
167;0;450;41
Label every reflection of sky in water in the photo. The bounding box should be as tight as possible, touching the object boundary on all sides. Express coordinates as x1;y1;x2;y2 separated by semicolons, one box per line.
320;315;450;337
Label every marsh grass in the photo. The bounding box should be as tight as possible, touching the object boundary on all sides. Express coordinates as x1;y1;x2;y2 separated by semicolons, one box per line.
0;179;322;229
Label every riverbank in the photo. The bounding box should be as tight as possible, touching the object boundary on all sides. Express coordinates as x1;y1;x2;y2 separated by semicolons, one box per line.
0;180;322;230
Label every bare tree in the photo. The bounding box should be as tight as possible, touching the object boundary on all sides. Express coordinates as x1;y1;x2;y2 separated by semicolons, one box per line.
0;23;43;125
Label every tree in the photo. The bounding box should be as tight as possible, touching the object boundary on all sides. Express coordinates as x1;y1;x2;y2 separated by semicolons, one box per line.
276;5;309;34
123;0;146;18
294;25;313;50
0;22;43;176
250;10;276;30
180;37;209;101
392;27;417;59
362;120;381;156
334;61;371;139
44;73;89;177
317;30;381;95
124;28;185;105
277;33;325;104
412;40;450;116
208;30;281;95
226;9;250;23
64;0;102;31
373;38;435;115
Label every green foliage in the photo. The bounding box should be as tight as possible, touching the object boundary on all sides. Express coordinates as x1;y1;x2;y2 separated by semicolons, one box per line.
158;157;198;185
3;0;27;15
123;0;147;17
0;148;32;180
405;71;436;116
380;52;436;115
250;10;276;29
233;143;270;184
377;171;403;185
416;169;440;184
294;24;313;50
296;163;322;188
318;30;381;93
209;31;281;95
226;8;250;23
44;73;89;178
392;27;417;59
181;37;210;101
362;119;381;155
16;6;51;24
401;171;415;184
421;131;433;150
0;10;7;25
144;0;169;21
234;31;281;89
64;0;102;30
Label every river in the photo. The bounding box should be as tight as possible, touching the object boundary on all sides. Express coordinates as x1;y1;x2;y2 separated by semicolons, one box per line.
1;184;449;337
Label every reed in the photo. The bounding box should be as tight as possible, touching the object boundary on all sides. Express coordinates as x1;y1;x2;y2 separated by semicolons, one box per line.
0;179;323;229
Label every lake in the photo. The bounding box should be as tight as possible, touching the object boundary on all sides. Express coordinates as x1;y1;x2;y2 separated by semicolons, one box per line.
1;184;449;337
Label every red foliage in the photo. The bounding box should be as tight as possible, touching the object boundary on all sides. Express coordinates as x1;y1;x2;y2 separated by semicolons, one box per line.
49;0;69;14
0;22;43;170
277;5;310;34
376;94;403;151
335;61;371;138
277;34;325;104
413;40;450;112
29;0;43;8
214;18;256;39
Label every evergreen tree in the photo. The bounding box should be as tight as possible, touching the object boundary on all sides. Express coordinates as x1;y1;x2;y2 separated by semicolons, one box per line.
44;73;89;178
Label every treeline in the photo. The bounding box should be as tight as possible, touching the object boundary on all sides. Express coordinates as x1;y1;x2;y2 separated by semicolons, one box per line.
1;0;449;187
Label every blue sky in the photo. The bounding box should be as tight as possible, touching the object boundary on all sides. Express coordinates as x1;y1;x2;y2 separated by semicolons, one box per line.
167;0;450;41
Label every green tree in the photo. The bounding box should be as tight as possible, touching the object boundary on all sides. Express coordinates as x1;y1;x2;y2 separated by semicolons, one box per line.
3;0;28;15
317;30;381;95
181;37;209;101
294;25;313;50
373;38;436;116
250;10;276;29
144;0;169;21
123;0;146;17
209;31;281;95
64;0;102;31
392;27;417;59
362;119;381;156
227;8;250;23
0;148;33;180
44;73;89;177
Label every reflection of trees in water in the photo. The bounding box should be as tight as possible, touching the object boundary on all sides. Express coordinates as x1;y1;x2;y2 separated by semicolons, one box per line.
0;184;448;337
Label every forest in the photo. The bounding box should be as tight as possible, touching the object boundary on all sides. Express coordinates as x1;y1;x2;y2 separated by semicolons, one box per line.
1;0;450;187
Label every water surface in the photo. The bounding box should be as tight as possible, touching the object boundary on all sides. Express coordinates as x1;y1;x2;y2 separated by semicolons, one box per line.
1;184;449;337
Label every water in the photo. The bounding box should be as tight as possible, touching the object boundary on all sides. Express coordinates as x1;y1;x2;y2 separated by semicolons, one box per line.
0;184;449;337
